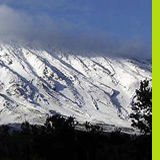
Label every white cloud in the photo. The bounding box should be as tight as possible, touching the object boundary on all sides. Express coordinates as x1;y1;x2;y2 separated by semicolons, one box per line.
0;5;32;39
0;4;151;59
0;4;89;41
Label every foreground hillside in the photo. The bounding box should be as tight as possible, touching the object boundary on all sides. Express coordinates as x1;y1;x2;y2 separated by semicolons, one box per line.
0;42;152;127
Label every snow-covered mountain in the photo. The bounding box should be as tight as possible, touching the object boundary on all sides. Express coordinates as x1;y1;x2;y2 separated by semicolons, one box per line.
0;42;152;128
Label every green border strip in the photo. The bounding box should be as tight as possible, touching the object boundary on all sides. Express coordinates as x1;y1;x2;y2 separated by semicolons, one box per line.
153;0;159;160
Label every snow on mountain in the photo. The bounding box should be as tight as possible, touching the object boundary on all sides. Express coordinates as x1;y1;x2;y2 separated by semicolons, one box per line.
0;42;152;128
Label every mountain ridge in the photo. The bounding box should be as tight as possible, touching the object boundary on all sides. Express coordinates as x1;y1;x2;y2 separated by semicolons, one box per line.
0;42;152;128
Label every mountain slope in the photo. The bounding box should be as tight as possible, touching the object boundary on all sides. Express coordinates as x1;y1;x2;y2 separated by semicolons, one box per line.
0;42;152;128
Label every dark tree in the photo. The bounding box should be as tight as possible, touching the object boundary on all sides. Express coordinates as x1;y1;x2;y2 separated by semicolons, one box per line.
21;121;31;134
44;115;77;134
130;79;152;135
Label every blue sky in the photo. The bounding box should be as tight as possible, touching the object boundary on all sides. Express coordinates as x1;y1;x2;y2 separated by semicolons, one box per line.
0;0;152;58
